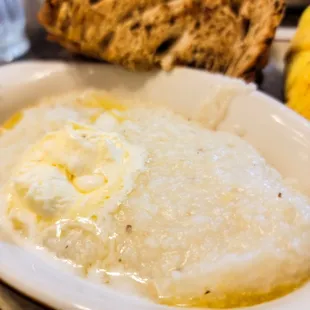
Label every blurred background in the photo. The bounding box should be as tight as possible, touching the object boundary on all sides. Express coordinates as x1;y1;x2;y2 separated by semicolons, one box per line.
21;1;308;102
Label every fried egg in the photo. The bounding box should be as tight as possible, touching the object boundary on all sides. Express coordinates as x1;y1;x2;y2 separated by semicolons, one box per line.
0;90;310;308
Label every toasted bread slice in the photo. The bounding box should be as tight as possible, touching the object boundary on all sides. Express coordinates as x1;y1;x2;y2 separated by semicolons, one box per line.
39;0;285;81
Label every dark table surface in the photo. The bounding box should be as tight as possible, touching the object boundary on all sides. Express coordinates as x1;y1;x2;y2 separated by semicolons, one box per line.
0;6;306;310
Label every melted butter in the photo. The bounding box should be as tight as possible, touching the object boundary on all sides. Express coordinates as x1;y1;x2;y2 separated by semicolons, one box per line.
82;93;127;124
83;93;126;111
73;175;106;193
51;163;74;182
11;217;28;235
158;280;308;308
90;113;102;124
109;110;126;122
90;110;126;125
6;121;146;225
2;111;24;130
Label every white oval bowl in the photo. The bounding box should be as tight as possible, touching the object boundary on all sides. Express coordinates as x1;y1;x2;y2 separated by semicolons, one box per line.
0;61;309;310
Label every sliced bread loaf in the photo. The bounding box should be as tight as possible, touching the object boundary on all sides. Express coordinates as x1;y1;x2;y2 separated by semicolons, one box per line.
39;0;285;81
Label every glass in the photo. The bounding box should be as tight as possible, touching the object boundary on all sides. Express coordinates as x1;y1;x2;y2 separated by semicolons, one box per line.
0;0;30;62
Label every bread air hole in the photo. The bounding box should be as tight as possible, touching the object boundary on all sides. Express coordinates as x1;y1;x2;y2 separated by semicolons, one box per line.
155;37;178;55
89;0;102;5
230;0;242;15
99;32;115;49
131;22;141;31
242;18;251;38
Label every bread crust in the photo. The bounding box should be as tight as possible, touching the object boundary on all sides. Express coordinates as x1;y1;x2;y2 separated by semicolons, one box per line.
38;0;285;80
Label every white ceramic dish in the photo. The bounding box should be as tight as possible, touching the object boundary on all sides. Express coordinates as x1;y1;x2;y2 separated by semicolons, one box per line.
0;61;309;310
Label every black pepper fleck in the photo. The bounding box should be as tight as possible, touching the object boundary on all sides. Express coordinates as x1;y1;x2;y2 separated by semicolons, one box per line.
278;192;282;198
65;245;69;249
126;224;132;233
204;290;211;295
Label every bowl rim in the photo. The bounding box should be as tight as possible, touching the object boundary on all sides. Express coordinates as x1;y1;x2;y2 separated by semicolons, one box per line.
0;61;309;310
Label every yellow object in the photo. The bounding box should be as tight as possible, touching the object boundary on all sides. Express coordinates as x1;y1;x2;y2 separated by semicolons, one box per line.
2;111;24;130
286;6;310;120
290;6;310;52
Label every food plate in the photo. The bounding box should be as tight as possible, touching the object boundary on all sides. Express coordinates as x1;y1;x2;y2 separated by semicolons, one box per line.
0;61;309;310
